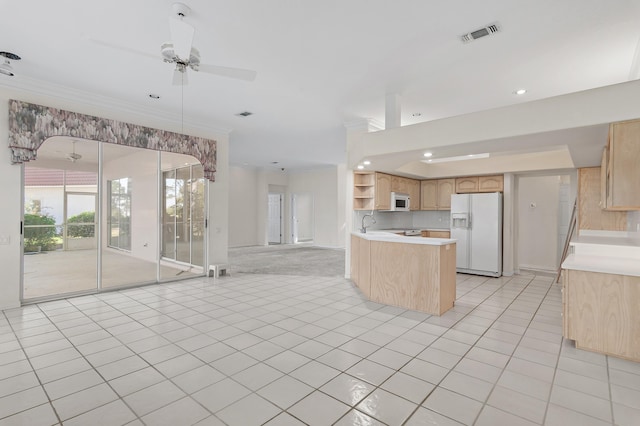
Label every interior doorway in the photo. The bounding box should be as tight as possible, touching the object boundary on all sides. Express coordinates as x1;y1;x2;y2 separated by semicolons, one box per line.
291;193;314;243
268;193;283;244
516;174;572;274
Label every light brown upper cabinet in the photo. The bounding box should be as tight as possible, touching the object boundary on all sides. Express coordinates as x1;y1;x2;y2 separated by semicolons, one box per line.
374;172;392;210
421;179;454;210
437;179;455;209
578;167;626;231
455;177;478;193
420;180;438;210
456;175;503;193
407;179;420;211
391;175;409;194
478;175;504;192
601;119;640;210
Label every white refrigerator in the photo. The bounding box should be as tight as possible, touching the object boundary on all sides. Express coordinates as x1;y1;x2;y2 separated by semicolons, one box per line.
450;192;502;277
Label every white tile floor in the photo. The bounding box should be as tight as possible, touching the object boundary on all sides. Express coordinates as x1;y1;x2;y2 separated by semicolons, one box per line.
1;272;640;425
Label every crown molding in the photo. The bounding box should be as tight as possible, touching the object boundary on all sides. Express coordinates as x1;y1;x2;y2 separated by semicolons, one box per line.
343;118;384;132
0;76;233;137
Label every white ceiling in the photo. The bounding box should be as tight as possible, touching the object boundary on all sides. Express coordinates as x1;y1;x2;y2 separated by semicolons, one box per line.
1;0;640;172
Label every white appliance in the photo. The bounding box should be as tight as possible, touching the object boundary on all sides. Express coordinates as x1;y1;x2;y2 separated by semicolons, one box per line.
450;192;502;277
387;192;410;211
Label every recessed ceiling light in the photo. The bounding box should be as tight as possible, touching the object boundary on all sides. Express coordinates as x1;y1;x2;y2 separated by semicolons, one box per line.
514;88;527;95
363;160;371;165
236;111;253;117
357;165;364;170
148;94;160;99
423;152;433;158
271;161;279;164
422;153;490;164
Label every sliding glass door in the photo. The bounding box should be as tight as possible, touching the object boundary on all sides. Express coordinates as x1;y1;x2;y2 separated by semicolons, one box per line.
161;164;205;278
22;138;207;302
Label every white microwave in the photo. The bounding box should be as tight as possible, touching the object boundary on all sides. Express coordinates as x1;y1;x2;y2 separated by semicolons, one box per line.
388;192;410;211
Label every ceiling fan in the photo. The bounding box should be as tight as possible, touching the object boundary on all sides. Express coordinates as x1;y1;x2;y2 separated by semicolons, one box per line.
89;2;256;85
66;140;82;162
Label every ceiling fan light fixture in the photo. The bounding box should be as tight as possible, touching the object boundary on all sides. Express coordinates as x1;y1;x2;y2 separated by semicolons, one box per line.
0;60;14;77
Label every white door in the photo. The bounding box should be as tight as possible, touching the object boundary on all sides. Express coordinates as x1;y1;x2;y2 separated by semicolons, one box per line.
268;193;282;244
469;192;502;274
292;193;313;243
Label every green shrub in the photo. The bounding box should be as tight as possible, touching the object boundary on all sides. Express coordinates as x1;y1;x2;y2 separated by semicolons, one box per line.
24;213;57;252
67;211;95;238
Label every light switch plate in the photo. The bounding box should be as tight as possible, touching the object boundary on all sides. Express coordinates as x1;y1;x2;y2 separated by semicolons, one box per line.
0;235;10;245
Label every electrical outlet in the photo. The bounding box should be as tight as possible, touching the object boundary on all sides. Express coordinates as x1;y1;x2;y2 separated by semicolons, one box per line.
0;235;9;245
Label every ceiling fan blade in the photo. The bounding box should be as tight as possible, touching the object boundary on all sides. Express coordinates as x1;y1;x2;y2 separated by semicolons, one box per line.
198;63;257;82
85;36;158;61
173;68;188;86
169;18;194;60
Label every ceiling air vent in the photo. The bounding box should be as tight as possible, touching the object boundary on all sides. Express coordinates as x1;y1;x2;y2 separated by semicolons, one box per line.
461;23;500;43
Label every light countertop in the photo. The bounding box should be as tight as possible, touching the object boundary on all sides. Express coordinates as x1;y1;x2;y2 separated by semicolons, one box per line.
562;253;640;277
562;232;640;277
352;231;455;246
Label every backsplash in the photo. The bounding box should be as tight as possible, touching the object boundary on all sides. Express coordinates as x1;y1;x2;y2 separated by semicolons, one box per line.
353;210;450;231
412;210;451;229
628;210;640;240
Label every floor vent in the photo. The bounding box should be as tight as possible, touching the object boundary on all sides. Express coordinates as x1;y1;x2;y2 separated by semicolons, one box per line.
461;23;500;43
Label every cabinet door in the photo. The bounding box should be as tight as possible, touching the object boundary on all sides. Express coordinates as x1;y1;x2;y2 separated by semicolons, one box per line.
408;179;420;211
391;176;409;194
562;270;570;339
455;177;478;193
375;173;392;210
437;179;455;209
420;180;438;210
350;235;360;283
600;146;609;209
429;231;450;238
577;167;626;231
478;175;504;192
609;120;640;210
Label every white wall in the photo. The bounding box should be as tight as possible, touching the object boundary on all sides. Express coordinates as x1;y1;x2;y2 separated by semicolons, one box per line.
227;165;346;249
228;166;259;247
208;136;229;266
0;100;22;309
289;167;343;248
516;175;562;273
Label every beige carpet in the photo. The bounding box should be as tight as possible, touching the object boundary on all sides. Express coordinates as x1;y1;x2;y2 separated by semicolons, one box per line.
228;243;345;277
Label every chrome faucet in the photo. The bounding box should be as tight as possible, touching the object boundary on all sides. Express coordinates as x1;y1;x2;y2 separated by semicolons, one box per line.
361;213;376;233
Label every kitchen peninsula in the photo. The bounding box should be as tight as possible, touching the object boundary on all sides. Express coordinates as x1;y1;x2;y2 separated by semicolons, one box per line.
351;231;456;315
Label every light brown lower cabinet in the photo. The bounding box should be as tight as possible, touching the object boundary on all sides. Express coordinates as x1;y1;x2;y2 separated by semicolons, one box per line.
421;230;451;238
351;235;456;315
562;269;640;362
